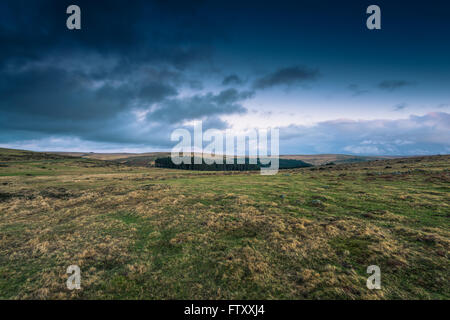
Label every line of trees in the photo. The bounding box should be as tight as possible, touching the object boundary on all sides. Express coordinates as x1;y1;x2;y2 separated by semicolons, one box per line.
155;157;259;171
155;157;312;171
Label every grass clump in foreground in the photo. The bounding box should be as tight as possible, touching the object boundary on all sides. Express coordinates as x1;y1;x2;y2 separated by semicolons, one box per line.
0;148;449;299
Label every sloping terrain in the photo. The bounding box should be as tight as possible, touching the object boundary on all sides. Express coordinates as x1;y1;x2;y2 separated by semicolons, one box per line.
0;148;448;299
47;150;392;166
49;151;171;161
280;154;397;166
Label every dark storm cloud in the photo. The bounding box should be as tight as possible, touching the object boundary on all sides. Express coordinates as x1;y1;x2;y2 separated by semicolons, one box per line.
377;80;415;91
214;88;253;104
0;0;221;87
0;0;240;148
0;66;135;120
148;89;252;123
138;83;178;102
0;69;251;145
0;0;219;69
202;117;230;130
222;74;243;86
253;66;320;89
0;62;187;122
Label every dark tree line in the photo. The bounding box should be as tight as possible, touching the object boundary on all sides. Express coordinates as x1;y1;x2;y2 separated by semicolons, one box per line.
154;157;312;171
155;156;259;171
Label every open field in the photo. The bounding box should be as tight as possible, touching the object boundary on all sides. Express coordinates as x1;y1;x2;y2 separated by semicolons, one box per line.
0;148;449;299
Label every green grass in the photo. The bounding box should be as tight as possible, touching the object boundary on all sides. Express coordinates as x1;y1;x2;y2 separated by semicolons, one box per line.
0;148;448;299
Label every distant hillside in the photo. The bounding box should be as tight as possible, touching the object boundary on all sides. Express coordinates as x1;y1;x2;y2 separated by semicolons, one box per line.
3;148;403;167
50;151;170;161
111;153;397;167
280;154;398;166
0;148;78;161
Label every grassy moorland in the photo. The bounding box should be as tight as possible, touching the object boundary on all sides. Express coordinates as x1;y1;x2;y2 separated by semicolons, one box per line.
0;148;448;299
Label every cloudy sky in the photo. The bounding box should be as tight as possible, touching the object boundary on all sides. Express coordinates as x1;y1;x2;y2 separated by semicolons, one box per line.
1;0;449;155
